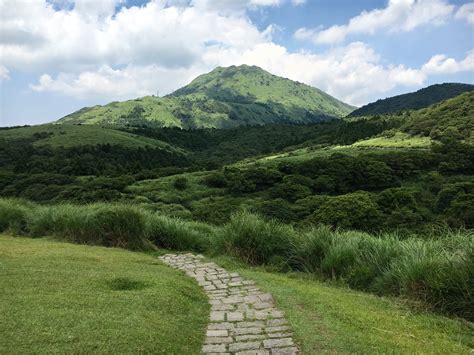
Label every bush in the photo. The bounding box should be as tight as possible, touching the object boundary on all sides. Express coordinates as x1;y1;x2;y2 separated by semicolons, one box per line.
204;172;227;188
309;192;383;231
217;211;296;267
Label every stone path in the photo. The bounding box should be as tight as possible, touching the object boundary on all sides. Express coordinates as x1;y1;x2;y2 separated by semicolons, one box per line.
159;253;299;355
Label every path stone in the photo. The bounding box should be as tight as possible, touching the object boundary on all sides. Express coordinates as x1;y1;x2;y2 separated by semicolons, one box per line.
159;253;299;354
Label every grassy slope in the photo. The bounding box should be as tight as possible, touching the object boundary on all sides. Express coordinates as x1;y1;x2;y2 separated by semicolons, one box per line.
352;132;432;148
349;83;474;117
59;97;184;128
0;235;208;354
213;256;474;354
58;65;354;128
171;65;354;117
0;124;184;152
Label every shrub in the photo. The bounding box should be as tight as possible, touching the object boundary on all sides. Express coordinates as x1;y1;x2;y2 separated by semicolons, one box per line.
204;172;227;188
310;192;383;231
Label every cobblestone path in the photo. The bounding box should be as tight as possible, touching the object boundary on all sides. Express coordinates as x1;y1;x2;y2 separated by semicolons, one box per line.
159;253;299;355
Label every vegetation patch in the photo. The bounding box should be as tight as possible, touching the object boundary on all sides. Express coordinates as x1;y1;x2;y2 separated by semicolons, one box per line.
3;198;472;321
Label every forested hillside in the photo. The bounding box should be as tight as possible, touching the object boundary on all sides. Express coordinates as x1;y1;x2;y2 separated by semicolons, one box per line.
349;83;474;117
1;92;473;234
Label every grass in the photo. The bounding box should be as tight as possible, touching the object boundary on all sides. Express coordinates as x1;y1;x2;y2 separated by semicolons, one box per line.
0;235;209;354
241;143;421;166
352;132;432;148
213;256;474;354
0;124;183;152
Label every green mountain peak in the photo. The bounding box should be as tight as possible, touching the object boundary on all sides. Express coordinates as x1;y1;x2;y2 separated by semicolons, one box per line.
58;65;355;129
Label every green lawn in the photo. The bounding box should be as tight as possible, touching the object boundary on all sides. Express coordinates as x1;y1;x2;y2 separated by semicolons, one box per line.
0;235;208;354
2;236;472;354
213;256;474;354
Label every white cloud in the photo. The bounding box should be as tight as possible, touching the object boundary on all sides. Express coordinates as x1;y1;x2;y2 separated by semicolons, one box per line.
295;0;455;44
422;51;474;74
29;64;202;99
3;0;473;108
455;2;474;24
30;40;432;106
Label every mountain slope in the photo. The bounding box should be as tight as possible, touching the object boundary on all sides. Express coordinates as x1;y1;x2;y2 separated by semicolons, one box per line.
349;83;474;117
0;124;184;153
58;65;354;129
400;91;474;141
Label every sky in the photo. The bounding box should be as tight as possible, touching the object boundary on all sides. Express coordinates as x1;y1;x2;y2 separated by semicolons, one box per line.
0;0;473;126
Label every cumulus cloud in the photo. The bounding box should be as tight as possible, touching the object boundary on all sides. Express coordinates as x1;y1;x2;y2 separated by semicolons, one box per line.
422;51;474;74
30;40;432;106
3;0;473;108
455;2;474;24
30;64;203;99
294;0;455;44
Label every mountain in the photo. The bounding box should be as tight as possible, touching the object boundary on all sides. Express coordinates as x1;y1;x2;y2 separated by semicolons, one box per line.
58;65;354;129
349;83;474;117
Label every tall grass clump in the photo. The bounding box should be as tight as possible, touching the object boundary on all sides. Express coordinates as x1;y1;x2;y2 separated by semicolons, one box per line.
26;203;150;250
288;225;334;273
0;198;32;234
146;213;215;252
375;234;473;320
287;225;473;320
217;211;296;268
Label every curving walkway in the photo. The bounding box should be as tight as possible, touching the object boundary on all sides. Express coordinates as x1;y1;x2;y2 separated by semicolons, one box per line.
159;253;299;355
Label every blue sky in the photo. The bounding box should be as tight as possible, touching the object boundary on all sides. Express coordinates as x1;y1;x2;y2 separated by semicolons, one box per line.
1;0;473;126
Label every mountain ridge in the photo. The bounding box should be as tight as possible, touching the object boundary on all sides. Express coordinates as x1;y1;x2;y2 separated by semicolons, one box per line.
349;83;474;117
